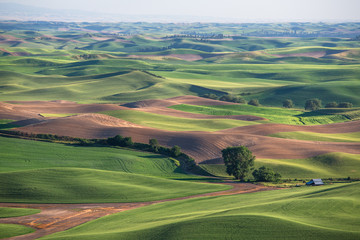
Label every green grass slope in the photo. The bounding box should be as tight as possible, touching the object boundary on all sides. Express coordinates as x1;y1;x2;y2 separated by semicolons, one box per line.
0;223;36;239
0;136;184;177
257;153;360;179
269;131;360;142
0;168;230;203
0;68;224;103
169;104;357;125
42;182;360;240
201;153;360;179
0;207;40;218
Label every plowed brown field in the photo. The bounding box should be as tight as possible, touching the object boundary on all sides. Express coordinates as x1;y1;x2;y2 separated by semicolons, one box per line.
2;96;360;163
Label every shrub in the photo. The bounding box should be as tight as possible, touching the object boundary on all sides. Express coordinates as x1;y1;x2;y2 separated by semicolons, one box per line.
232;96;246;104
78;138;92;146
305;98;322;111
282;99;294;108
325;101;338;108
248;99;260;106
107;135;133;147
252;166;281;182
202;93;219;100
171;145;181;157
122;137;133;147
107;135;123;146
149;138;159;152
338;102;353;108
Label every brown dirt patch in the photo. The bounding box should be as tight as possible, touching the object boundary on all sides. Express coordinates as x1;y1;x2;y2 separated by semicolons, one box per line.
0;102;44;121
167;54;203;61
5;101;126;114
127;54;202;61
0;48;30;57
16;114;144;137
16;118;360;163
168;95;237;106
0;182;275;240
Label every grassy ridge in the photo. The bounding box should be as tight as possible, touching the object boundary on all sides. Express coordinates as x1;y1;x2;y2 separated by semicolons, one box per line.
269;131;360;142
0;207;39;238
0;136;184;177
0;207;40;218
0;224;35;239
1;46;360;107
257;153;360;179
201;153;360;179
0;136;230;203
41;182;360;240
101;109;258;131
0;168;230;203
169;104;358;125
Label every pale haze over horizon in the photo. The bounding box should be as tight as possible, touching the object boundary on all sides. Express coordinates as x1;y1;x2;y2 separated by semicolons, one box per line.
1;0;360;22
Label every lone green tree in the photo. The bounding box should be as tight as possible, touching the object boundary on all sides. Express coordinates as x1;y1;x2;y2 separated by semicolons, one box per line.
283;99;294;108
305;98;322;111
222;146;255;181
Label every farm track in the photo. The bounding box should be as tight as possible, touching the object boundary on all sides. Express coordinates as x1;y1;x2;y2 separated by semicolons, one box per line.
0;182;275;240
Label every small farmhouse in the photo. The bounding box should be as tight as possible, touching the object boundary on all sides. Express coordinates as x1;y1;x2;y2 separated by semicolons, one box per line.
306;179;324;186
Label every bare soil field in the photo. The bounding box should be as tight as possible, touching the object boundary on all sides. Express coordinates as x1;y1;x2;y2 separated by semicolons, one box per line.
2;96;360;163
272;51;327;58
0;102;44;121
15;116;360;163
6;101;126;114
0;183;274;240
127;54;203;61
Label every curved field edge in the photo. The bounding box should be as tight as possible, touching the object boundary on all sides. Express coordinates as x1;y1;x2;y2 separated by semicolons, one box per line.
0;207;40;218
200;152;360;179
256;152;360;178
41;183;360;240
100;109;258;131
269;131;360;142
0;168;231;203
0;223;36;239
0;136;185;178
169;104;359;125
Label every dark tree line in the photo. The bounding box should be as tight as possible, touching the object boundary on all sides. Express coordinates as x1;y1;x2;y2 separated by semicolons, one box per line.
282;98;353;110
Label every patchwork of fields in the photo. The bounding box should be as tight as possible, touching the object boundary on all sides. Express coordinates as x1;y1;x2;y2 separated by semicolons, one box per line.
0;21;359;239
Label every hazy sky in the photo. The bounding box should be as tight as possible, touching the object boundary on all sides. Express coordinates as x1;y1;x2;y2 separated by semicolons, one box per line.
2;0;360;22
